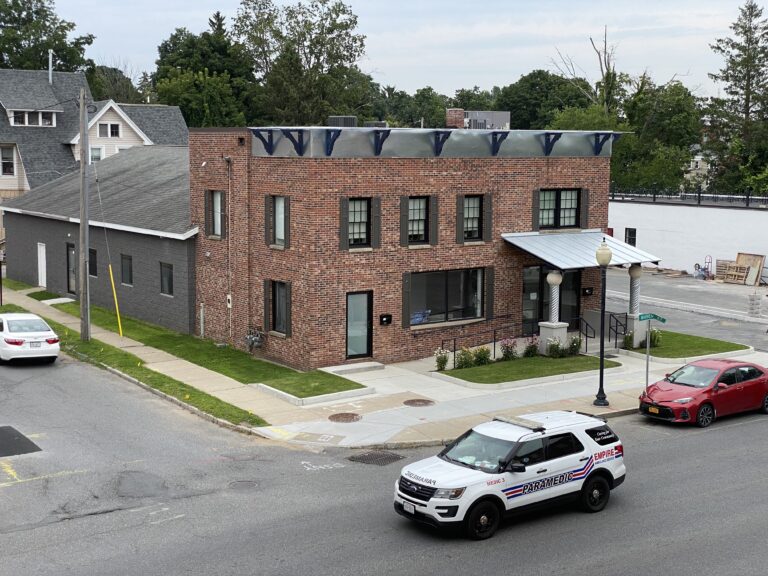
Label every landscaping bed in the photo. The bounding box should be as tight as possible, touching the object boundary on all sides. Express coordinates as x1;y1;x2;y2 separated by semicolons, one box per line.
629;330;748;358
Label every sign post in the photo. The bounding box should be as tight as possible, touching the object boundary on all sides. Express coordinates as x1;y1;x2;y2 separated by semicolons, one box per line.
638;313;667;391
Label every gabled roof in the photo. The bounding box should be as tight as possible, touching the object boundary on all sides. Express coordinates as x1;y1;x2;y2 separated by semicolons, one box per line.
0;70;91;188
72;101;188;146
1;145;195;239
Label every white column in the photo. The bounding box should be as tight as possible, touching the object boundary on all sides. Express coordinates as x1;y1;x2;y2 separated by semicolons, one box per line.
546;270;562;323
628;264;641;315
539;270;568;355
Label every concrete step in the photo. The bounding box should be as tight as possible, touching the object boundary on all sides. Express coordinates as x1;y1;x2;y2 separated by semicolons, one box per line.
320;361;385;375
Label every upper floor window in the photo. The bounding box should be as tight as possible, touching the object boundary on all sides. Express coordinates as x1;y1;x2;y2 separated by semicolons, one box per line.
90;147;103;163
1;146;14;176
10;110;56;127
98;123;120;138
539;189;580;229
456;194;491;244
408;197;429;244
625;227;636;247
265;195;290;248
206;190;225;238
348;198;371;247
463;195;483;240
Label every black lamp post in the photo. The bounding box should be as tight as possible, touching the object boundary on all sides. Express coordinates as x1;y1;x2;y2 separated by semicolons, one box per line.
594;237;612;407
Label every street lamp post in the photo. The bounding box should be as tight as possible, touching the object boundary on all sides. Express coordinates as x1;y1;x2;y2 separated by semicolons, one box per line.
594;237;612;407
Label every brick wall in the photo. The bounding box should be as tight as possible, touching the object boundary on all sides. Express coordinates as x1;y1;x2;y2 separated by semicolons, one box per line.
445;108;464;129
191;130;611;369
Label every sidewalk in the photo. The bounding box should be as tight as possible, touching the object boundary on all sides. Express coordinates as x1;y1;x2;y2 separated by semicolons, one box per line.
4;286;767;449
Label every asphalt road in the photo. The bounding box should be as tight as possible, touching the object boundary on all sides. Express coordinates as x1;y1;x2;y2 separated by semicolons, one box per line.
2;356;768;576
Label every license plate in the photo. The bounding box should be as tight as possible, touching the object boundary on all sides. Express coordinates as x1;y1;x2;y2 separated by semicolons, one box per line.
403;501;415;514
648;406;659;414
30;342;41;348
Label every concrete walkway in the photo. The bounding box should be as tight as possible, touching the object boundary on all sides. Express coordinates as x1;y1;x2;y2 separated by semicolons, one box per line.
4;274;768;449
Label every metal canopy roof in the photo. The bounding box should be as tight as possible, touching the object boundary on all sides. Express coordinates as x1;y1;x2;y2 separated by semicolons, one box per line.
502;229;660;270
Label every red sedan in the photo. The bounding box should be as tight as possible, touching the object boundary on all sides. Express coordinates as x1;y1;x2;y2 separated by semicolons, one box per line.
639;359;768;427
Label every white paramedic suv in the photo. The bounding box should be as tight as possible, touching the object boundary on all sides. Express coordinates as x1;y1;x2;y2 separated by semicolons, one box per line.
394;411;626;540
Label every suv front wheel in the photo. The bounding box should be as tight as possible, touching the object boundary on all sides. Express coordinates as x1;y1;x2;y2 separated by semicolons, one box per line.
464;500;502;540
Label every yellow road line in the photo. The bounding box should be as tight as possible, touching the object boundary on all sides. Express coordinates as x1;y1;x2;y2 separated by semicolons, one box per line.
0;461;19;482
0;469;87;489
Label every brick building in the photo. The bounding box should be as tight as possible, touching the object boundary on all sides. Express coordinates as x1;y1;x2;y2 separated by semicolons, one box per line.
191;127;654;370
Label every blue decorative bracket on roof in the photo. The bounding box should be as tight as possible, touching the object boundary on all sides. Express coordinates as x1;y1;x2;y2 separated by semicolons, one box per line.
373;129;391;156
325;129;342;156
433;131;452;157
490;131;509;156
251;129;275;156
543;132;562;156
593;132;613;156
281;129;306;156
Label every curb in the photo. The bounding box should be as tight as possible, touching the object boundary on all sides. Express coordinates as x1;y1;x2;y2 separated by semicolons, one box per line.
618;346;754;365
254;382;375;406
429;363;626;389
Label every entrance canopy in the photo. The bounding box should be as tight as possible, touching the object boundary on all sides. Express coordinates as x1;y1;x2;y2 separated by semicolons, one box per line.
502;229;660;270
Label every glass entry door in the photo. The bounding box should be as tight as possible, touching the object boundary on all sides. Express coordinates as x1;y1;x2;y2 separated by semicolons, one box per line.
346;291;372;358
66;243;77;294
522;266;541;334
523;267;581;333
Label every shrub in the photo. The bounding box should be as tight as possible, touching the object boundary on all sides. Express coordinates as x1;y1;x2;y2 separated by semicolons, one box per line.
623;331;634;349
546;337;568;358
473;346;492;365
523;337;539;357
434;347;450;371
567;335;582;356
640;327;662;348
499;338;518;361
455;347;475;369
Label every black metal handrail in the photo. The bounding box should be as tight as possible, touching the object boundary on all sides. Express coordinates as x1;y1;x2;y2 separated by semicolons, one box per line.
608;312;627;348
440;321;527;369
577;316;596;354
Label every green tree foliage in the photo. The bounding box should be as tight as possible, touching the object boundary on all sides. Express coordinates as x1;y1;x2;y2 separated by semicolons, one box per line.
234;0;366;124
0;0;94;71
450;86;497;111
497;70;592;129
707;0;768;192
412;87;449;128
156;69;246;127
87;65;142;103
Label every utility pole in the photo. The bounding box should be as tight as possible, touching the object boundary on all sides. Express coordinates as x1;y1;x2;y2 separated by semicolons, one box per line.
78;88;90;341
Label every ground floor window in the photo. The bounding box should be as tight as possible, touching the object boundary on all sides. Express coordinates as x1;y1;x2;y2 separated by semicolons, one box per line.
409;268;483;325
272;281;288;334
160;262;173;296
121;254;133;286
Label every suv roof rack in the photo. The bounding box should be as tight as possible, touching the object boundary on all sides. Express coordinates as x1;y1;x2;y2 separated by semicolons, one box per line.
493;416;545;432
572;410;607;422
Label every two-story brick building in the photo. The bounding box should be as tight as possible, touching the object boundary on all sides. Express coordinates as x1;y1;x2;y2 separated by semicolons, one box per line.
191;127;656;370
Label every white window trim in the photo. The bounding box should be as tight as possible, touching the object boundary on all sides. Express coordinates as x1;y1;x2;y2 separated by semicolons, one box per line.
98;122;121;138
0;145;16;178
9;110;57;127
89;145;106;164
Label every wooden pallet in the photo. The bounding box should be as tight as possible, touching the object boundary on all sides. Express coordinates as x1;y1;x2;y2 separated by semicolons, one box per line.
724;264;749;284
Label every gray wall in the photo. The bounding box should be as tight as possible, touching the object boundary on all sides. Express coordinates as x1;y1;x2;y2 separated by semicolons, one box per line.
4;213;196;334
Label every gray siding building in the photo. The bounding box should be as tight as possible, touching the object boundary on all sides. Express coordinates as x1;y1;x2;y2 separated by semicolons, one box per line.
1;146;197;334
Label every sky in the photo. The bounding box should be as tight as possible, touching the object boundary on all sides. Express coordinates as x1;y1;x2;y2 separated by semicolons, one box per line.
53;0;748;98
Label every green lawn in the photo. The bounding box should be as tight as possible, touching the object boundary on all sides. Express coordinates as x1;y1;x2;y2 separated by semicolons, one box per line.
448;355;622;384
53;302;361;398
632;330;748;358
2;278;35;291
0;304;28;314
26;290;63;301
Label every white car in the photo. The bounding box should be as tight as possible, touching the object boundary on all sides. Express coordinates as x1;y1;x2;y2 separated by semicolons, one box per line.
394;411;626;539
0;313;60;363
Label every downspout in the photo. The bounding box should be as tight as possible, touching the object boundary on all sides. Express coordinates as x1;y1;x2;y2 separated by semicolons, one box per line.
225;155;233;341
48;50;53;84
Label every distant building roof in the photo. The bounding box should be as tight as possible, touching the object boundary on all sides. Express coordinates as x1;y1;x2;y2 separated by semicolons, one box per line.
1;145;195;239
119;104;188;145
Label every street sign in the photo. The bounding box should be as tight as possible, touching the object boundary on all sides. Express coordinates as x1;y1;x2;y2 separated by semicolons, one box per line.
639;313;666;323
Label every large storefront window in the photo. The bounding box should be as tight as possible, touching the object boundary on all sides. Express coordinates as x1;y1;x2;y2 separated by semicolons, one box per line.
410;268;483;325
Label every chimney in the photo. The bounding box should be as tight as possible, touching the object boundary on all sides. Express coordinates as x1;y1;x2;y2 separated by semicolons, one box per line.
445;108;464;129
48;49;53;84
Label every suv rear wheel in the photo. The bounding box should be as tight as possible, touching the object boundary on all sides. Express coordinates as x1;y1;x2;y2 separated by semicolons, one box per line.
580;476;610;513
464;500;501;540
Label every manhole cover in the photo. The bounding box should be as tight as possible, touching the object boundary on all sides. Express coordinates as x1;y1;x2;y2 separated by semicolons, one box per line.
228;480;259;490
403;398;435;407
348;450;404;466
0;426;41;458
328;412;362;423
604;354;619;359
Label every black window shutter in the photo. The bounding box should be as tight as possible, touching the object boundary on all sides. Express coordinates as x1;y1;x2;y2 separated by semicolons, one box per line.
484;266;495;320
429;196;439;245
204;191;211;236
579;188;589;229
263;279;271;332
339;197;349;250
265;195;272;245
482;193;492;242
399;196;409;246
285;281;292;337
532;189;540;231
402;272;411;328
371;197;381;249
284;196;291;248
455;195;465;244
221;192;227;239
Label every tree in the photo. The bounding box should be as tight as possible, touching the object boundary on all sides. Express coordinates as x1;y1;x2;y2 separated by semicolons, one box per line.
0;0;94;71
451;86;496;111
497;70;591;129
412;87;449;128
156;69;246;127
234;0;366;123
87;65;142;103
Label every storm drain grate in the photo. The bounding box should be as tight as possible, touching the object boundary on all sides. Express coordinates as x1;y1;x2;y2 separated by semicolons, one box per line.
328;412;362;423
604;354;619;359
348;450;404;466
403;398;435;407
0;426;41;458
